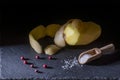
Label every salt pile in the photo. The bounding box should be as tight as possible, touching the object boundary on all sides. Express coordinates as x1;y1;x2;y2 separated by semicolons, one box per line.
61;57;81;70
79;54;92;64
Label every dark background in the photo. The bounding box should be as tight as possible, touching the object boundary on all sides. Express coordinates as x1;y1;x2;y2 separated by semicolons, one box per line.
1;3;120;46
1;3;120;79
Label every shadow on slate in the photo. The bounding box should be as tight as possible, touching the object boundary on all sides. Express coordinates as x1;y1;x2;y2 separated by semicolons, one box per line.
23;58;30;60
39;57;46;60
87;50;120;66
38;36;54;50
47;66;53;69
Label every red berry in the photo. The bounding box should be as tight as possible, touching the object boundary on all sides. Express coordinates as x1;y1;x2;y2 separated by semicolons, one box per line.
30;64;34;68
23;60;27;64
43;64;47;68
35;55;40;59
48;56;52;60
34;69;39;73
20;56;24;60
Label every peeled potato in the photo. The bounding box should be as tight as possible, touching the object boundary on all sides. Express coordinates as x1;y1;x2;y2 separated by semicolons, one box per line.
46;24;61;38
63;24;80;45
63;19;83;45
29;25;46;54
63;19;101;45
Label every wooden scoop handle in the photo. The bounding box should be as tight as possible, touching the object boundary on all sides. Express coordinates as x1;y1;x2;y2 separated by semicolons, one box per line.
100;43;115;54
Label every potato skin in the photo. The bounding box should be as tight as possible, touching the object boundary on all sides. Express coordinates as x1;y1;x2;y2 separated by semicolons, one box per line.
44;44;61;55
29;34;42;53
29;25;46;54
46;24;61;38
76;22;101;45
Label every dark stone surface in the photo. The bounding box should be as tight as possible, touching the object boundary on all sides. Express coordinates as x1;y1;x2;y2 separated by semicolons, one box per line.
1;4;120;79
1;36;120;79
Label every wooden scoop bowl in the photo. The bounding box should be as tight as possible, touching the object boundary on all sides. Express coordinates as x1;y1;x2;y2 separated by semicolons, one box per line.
78;43;115;64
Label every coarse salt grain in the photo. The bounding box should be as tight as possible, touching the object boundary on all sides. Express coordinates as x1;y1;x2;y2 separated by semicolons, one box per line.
61;57;80;70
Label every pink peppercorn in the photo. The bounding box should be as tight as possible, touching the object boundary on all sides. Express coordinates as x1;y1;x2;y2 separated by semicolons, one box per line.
20;56;24;60
34;69;39;73
48;56;52;60
35;55;40;59
23;60;27;64
30;64;34;68
43;64;47;68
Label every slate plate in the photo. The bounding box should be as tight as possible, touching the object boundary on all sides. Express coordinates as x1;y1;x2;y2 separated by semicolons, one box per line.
1;34;120;79
1;4;120;79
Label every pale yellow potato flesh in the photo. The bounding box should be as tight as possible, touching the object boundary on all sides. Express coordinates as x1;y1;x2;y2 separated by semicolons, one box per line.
63;24;80;45
63;19;101;46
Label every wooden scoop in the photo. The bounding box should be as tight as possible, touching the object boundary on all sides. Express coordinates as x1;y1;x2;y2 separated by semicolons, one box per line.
78;43;115;64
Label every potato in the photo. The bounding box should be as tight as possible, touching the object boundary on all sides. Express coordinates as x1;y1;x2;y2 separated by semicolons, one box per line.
63;19;101;45
46;24;61;38
63;19;83;45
